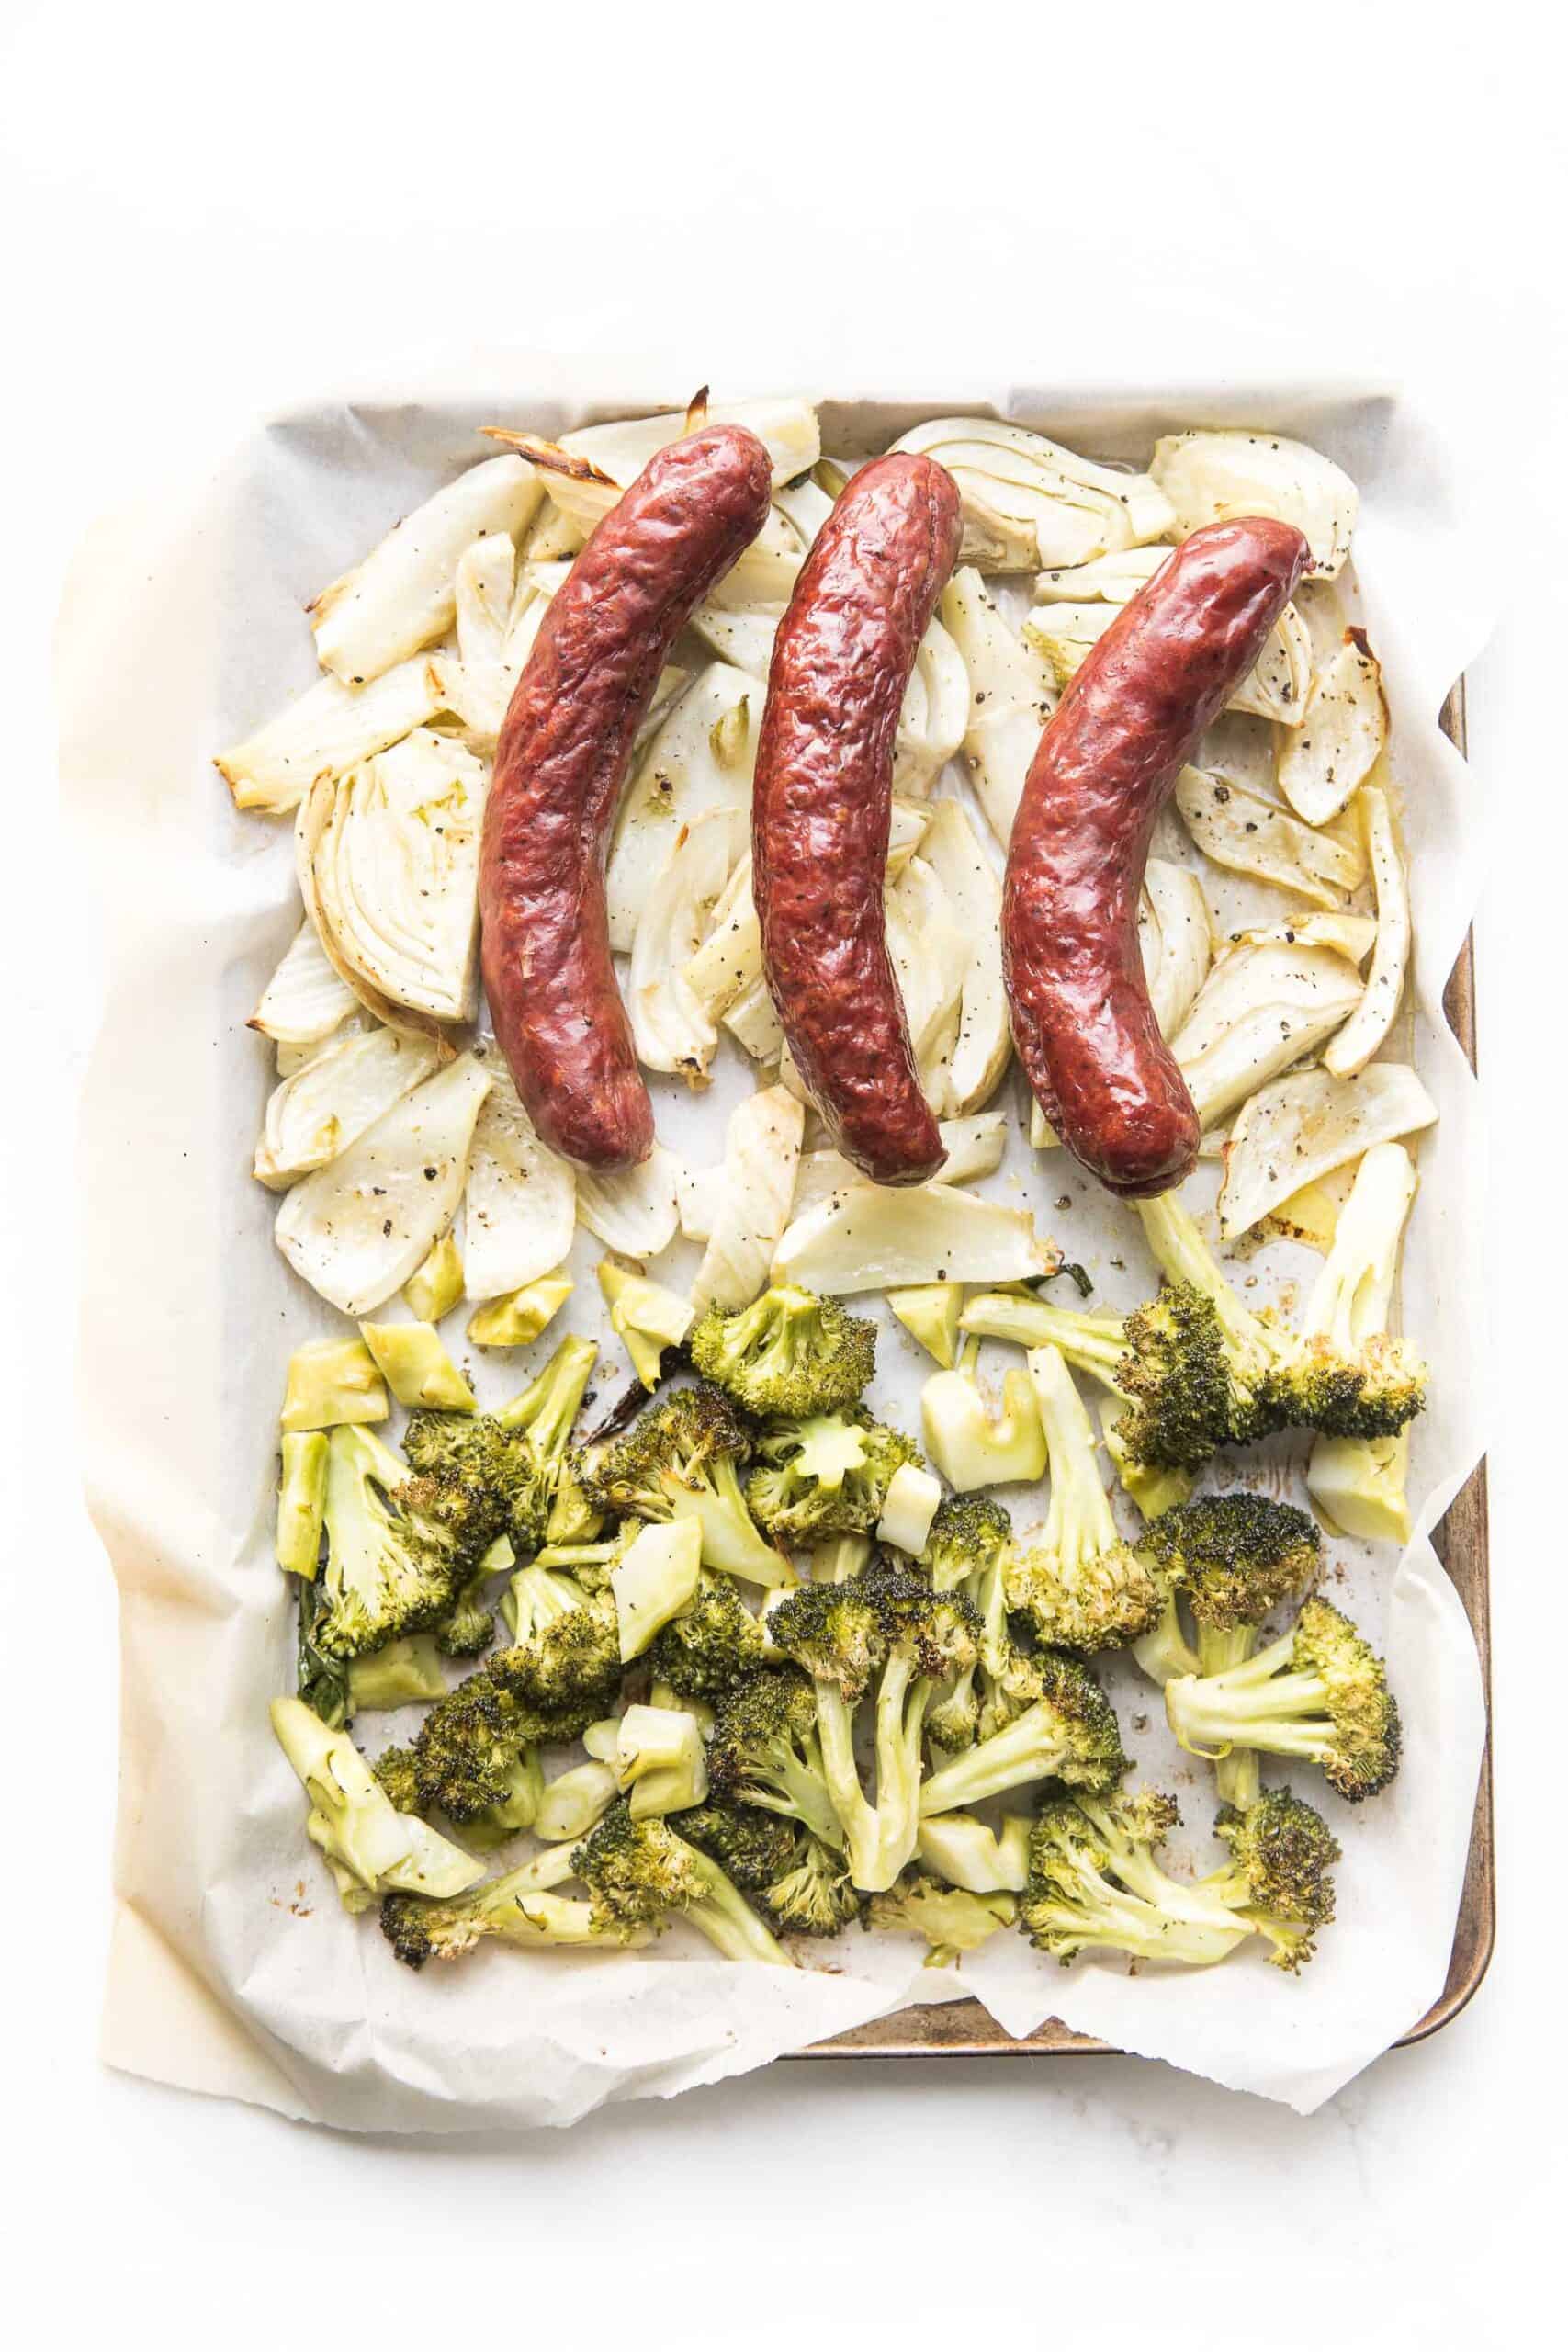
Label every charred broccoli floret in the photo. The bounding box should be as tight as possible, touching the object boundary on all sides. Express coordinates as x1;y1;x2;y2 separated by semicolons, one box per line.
674;1801;858;1937
1021;1789;1252;1967
867;1872;1016;1964
401;1408;535;1553
371;1744;423;1814
582;1384;790;1587
919;1651;1128;1817
1269;1144;1427;1439
707;1667;844;1854
1165;1595;1401;1804
1200;1789;1340;1971
434;1573;499;1658
380;1861;642;1969
689;1283;875;1418
919;1495;1042;1751
768;1565;979;1893
1004;1346;1162;1652
647;1571;770;1701
572;1802;792;1963
1133;1491;1320;1801
313;1425;489;1659
746;1408;921;1544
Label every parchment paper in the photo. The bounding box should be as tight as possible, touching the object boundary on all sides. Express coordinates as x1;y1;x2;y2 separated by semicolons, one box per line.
59;364;1492;2125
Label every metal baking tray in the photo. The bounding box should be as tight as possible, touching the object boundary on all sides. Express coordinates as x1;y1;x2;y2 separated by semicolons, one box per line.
799;683;1494;2062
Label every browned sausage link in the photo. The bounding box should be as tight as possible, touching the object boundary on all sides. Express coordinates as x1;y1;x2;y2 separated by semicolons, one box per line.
1002;516;1311;1197
752;454;963;1183
479;425;773;1170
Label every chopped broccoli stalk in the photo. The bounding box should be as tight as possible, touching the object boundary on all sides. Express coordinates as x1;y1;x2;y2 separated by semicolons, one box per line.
769;1566;979;1892
381;1871;646;1969
466;1272;573;1348
271;1696;480;1909
615;1703;709;1817
916;1811;1032;1894
1271;1143;1427;1438
921;1338;1047;1490
346;1634;447;1711
868;1872;1016;1964
573;1803;793;1964
688;1283;874;1417
919;1652;1128;1816
1165;1596;1401;1803
276;1430;328;1577
611;1518;703;1662
746;1408;921;1545
647;1569;770;1701
1199;1788;1340;1971
1021;1789;1252;1966
598;1259;694;1389
889;1281;964;1368
809;1533;874;1584
313;1424;484;1660
534;1758;619;1843
1307;1427;1413;1546
707;1668;846;1854
1003;1346;1163;1651
280;1336;388;1432
358;1319;476;1411
876;1462;943;1555
403;1229;464;1324
583;1383;791;1587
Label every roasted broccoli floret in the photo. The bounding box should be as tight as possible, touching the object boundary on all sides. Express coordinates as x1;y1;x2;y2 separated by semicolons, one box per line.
572;1802;792;1964
411;1671;537;1826
960;1284;1234;1485
1200;1789;1340;1971
919;1495;1043;1750
867;1872;1016;1964
401;1408;535;1553
922;1495;1012;1594
544;1452;606;1546
919;1650;1128;1817
490;1585;623;1725
1134;1195;1294;1447
672;1800;859;1936
1020;1789;1253;1967
582;1384;790;1587
768;1566;979;1893
371;1744;423;1814
647;1570;769;1702
707;1667;844;1854
688;1283;875;1418
1134;1492;1320;1801
493;1335;601;1548
1165;1595;1401;1803
433;1570;499;1658
381;1865;642;1969
1269;1144;1427;1439
313;1425;490;1659
746;1408;921;1545
1003;1345;1163;1651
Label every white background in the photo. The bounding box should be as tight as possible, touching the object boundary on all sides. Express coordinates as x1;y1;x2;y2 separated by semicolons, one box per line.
4;2;1563;2340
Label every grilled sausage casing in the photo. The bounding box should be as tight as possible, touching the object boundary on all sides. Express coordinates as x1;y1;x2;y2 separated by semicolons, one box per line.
1002;516;1311;1197
479;424;773;1170
752;453;963;1184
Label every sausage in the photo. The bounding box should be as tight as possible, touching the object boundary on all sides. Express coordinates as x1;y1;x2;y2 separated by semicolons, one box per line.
479;424;773;1170
752;454;963;1183
1002;516;1310;1197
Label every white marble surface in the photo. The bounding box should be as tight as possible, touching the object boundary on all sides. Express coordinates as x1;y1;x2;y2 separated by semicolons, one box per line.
4;2;1562;2336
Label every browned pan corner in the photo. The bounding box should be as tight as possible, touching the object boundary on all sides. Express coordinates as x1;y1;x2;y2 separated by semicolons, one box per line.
795;681;1493;2065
